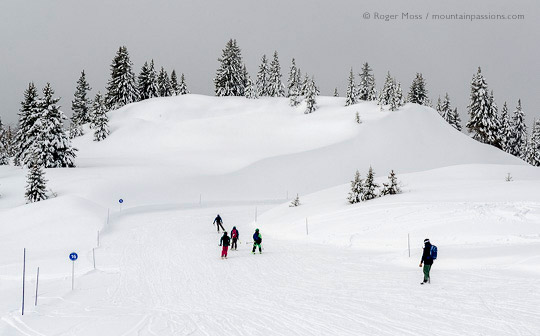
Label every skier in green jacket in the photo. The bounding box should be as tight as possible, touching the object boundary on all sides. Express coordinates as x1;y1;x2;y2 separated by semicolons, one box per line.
252;228;262;254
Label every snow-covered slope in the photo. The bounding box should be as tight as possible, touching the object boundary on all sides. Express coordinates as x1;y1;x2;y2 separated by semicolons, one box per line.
1;95;538;335
1;94;523;209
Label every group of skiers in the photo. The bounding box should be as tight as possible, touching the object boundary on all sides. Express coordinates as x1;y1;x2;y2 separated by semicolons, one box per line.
214;215;436;284
214;214;263;259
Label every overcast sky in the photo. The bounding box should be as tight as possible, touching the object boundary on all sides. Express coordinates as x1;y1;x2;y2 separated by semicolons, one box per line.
1;0;538;127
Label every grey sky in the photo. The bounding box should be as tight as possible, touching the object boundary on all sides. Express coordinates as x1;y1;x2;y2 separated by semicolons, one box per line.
1;0;538;127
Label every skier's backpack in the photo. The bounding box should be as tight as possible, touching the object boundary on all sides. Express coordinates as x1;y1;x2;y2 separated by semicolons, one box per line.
430;245;438;260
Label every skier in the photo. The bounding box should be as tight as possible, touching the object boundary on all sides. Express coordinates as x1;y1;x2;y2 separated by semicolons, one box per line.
252;228;262;254
219;231;231;259
231;226;239;250
419;238;435;284
213;214;225;233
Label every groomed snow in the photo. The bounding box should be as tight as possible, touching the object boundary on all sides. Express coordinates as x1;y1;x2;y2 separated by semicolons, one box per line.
0;95;538;335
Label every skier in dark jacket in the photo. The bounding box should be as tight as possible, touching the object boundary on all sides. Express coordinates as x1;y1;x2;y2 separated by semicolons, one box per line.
219;232;231;259
419;238;434;284
252;228;262;254
213;214;225;233
231;226;239;250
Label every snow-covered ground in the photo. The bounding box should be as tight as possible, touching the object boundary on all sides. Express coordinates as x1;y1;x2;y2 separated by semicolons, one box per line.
1;96;539;335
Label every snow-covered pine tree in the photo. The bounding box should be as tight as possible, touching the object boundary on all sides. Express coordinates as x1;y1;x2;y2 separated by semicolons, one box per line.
214;39;246;96
0;118;8;165
466;67;500;146
25;153;48;203
407;73;429;105
178;73;190;95
450;107;462;131
244;76;258;99
5;126;15;157
289;82;300;106
355;111;362;124
334;88;339;97
437;93;453;125
256;54;271;97
304;77;318;114
392;81;404;110
13;83;40;166
347;170;364;204
499;102;512;153
0;140;8;165
358;62;377;101
488;91;501;148
105;46;138;110
526;119;540;166
158;67;173;97
90;92;109;141
435;96;443;115
361;166;380;201
289;194;301;207
345;68;357;106
378;72;395;107
170;70;180;95
268;51;285;97
287;58;299;98
33;83;77;168
70;70;92;137
300;73;309;96
508;99;527;157
381;170;401;196
138;60;159;100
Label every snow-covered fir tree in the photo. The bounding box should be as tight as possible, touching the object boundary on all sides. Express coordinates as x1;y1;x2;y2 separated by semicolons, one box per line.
178;73;189;95
268;51;285;97
361;166;380;201
499;102;512;153
25;154;48;203
158;67;173;97
381;170;401;196
289;83;300;106
304;77;318;114
0;140;8;165
526;119;540;166
393;82;404;110
508;99;527;157
355;111;362;124
70;70;92;137
0;118;8;165
13;83;40;166
357;62;377;101
138;60;159;100
214;39;246;96
300;73;310;96
256;54;271;97
347;170;364;204
378;72;399;109
466;67;500;146
287;58;299;98
345;68;357;106
334;88;339;97
33;83;77;168
170;70;179;95
244;76;258;99
5;126;14;157
450;107;462;131
105;46;138;110
90;92;109;142
289;194;301;207
407;73;429;105
437;93;454;125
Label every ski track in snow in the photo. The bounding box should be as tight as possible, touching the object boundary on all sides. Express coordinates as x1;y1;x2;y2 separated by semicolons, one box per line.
1;204;539;335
